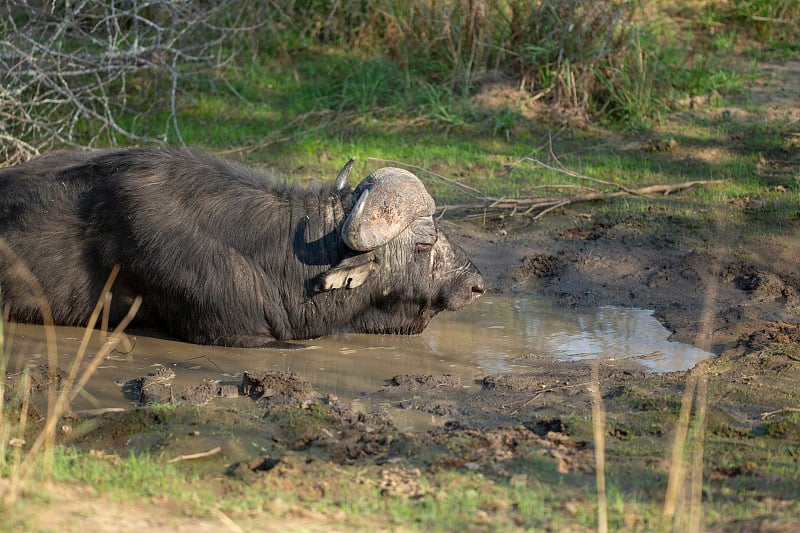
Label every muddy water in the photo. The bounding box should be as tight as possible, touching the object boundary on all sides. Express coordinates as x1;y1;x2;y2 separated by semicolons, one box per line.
5;296;712;420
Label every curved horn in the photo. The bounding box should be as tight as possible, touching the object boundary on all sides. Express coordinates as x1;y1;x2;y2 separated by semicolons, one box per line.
334;157;356;190
340;167;435;251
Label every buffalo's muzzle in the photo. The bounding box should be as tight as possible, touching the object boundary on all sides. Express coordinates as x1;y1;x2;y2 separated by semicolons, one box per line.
471;280;486;300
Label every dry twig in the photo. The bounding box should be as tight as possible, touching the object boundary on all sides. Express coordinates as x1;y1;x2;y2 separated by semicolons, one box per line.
455;179;724;219
0;0;253;166
371;152;725;220
168;446;222;463
761;407;800;420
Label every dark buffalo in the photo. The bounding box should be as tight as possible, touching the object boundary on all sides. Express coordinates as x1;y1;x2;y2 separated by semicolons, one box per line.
0;148;485;347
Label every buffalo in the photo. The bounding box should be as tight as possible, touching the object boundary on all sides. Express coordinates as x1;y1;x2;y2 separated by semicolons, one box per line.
0;148;485;347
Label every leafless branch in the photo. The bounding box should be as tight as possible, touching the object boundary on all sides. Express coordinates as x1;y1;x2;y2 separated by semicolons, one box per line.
1;0;253;166
367;155;725;220
457;180;726;219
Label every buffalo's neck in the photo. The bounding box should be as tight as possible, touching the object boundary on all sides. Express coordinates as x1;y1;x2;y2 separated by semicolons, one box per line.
277;187;364;340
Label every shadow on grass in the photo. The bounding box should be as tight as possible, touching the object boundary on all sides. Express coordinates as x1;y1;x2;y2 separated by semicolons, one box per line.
164;54;797;223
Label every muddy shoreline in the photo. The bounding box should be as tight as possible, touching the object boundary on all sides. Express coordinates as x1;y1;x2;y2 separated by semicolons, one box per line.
4;186;800;533
5;57;800;532
7;207;799;436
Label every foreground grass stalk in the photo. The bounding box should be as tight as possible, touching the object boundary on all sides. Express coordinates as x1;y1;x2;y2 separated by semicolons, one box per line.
12;372;31;467
661;370;697;529
688;370;708;532
662;236;721;530
0;240;58;481
15;295;141;486
0;294;6;477
0;257;139;506
686;264;719;531
62;266;120;404
590;361;608;533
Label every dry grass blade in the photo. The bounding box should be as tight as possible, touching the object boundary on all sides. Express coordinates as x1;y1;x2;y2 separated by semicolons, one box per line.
689;370;709;532
685;264;718;531
662;223;722;530
590;361;608;533
661;371;697;530
0;258;141;506
524;154;638;194
62;266;121;406
0;238;58;478
0;292;6;471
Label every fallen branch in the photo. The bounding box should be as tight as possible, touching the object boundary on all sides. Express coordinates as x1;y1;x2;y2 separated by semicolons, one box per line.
454;179;726;219
761;407;800;420
371;153;725;220
63;407;127;418
168;446;222;463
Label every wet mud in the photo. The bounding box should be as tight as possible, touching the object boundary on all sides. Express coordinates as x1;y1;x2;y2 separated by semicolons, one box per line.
3;202;800;531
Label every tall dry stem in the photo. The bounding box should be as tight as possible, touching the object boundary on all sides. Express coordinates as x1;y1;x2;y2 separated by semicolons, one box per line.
662;224;722;531
0;239;58;479
590;361;608;533
661;370;697;530
0;249;140;505
0;292;6;475
13;286;140;487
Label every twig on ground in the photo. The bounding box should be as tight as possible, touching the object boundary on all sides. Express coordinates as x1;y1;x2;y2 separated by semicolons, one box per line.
761;407;800;420
456;179;725;219
168;446;222;463
366;154;725;220
63;407;127;418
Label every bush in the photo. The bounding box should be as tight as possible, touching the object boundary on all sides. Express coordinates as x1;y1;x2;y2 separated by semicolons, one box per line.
0;0;248;165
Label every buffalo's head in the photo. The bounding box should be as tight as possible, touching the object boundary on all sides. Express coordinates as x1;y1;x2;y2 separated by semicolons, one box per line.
319;160;485;334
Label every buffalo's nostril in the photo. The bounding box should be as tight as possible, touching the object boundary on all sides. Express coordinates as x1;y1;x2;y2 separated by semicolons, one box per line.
471;284;486;298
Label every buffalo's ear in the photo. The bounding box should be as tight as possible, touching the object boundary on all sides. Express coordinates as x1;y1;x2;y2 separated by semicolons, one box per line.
319;252;377;291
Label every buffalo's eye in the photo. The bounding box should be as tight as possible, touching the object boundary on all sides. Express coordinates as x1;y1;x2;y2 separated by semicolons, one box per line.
415;242;434;254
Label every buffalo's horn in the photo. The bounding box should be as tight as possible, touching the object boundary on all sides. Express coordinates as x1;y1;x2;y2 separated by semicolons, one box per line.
341;167;436;251
334;157;356;190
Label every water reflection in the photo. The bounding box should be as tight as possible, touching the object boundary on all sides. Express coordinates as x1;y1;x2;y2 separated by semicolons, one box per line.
5;296;713;413
422;297;714;373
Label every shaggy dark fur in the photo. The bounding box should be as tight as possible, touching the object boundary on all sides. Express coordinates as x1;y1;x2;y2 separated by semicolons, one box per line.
0;148;484;347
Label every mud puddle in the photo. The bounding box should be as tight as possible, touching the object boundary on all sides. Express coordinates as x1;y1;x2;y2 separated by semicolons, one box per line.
4;296;713;424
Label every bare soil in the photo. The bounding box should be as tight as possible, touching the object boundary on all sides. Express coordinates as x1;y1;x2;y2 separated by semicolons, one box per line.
4;60;800;531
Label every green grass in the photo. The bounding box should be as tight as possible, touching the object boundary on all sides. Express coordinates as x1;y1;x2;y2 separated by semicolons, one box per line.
4;0;798;166
27;444;597;530
25;1;794;237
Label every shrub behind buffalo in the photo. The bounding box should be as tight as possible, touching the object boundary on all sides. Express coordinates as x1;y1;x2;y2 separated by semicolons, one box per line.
0;148;485;347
